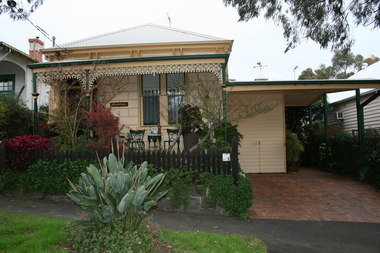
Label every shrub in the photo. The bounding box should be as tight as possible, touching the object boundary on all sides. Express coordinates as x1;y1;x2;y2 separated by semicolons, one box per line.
159;167;199;208
83;103;123;152
4;135;53;171
0;101;8;139
286;131;304;162
39;122;59;139
202;173;253;220
65;216;161;253
360;151;380;189
201;123;243;150
365;128;380;153
66;154;167;228
0;159;95;194
66;154;167;252
0;170;20;192
0;94;33;138
149;164;253;220
329;130;358;177
23;159;96;194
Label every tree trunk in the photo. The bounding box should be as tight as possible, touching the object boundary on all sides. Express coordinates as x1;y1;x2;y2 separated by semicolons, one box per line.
188;123;216;153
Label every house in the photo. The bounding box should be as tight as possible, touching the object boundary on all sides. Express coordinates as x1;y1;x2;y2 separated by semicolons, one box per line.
329;89;380;134
0;39;45;109
328;62;380;134
28;24;380;173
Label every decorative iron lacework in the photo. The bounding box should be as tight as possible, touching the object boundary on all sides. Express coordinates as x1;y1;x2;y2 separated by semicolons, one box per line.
36;69;86;85
36;63;223;89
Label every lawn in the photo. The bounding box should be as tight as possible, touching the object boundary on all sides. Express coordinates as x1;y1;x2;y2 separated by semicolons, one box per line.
0;212;266;253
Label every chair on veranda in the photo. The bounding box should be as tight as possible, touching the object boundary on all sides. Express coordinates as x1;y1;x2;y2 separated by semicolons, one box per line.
129;129;145;149
164;129;180;150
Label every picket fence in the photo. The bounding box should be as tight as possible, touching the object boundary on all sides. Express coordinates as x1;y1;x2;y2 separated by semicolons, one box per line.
0;138;239;183
30;137;240;183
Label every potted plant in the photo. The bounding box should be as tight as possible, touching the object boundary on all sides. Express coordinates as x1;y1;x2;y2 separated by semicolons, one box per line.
178;104;202;152
286;131;304;173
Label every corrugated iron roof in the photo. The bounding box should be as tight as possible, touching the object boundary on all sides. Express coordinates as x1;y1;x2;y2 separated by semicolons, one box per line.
57;23;228;49
348;61;380;80
0;41;40;62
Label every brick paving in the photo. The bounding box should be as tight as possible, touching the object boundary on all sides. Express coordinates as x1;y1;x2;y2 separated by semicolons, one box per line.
247;168;380;223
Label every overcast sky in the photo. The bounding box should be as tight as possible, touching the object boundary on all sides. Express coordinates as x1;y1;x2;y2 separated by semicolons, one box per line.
1;0;379;102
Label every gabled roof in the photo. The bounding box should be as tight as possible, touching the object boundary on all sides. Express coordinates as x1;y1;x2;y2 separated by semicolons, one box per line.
55;23;229;49
348;61;380;80
0;41;39;63
331;88;380;104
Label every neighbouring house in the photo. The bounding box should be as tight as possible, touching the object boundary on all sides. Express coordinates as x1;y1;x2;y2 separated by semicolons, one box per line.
328;62;380;135
0;39;46;109
28;23;380;173
329;89;380;134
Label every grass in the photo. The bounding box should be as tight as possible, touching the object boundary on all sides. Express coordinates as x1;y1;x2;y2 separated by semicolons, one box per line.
0;212;67;253
0;212;266;253
160;230;266;253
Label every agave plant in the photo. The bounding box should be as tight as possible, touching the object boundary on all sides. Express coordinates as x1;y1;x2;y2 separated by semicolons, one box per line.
67;153;167;229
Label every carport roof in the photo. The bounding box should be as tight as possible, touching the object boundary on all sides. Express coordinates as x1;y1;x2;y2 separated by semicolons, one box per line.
226;79;380;106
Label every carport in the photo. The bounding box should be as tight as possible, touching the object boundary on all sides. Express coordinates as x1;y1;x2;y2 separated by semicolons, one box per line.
247;167;380;222
226;79;380;172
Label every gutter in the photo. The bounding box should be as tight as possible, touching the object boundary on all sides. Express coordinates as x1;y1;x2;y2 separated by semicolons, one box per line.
227;79;380;86
27;54;231;69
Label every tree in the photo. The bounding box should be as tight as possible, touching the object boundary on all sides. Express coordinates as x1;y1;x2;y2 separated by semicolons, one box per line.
44;63;127;150
331;49;363;78
0;94;33;138
0;102;8;139
356;55;380;71
298;50;376;80
83;102;123;152
179;73;279;152
314;64;336;80
0;0;44;20
298;68;317;80
298;64;335;80
224;0;380;52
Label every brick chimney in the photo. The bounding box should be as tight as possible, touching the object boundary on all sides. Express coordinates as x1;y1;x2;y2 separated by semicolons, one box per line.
28;37;44;62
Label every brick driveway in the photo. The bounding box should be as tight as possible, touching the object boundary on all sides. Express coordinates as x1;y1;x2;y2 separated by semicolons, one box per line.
247;168;380;223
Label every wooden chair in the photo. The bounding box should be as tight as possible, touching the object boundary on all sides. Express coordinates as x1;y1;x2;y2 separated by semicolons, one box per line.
164;129;180;150
129;130;145;149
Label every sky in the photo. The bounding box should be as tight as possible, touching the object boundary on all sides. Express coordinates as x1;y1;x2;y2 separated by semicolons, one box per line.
1;0;379;102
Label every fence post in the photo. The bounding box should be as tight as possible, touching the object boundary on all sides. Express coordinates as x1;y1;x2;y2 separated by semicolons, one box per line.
231;136;239;185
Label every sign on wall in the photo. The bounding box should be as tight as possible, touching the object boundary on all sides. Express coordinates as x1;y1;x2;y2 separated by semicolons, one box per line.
110;102;128;107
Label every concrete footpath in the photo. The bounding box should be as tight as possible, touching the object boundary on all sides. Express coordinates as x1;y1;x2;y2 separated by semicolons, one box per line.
0;195;379;253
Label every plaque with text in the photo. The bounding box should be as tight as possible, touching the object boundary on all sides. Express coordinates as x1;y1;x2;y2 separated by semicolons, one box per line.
110;102;128;107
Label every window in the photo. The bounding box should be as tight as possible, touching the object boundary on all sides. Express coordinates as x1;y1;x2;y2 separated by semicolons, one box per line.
167;73;185;124
0;75;15;94
142;75;160;125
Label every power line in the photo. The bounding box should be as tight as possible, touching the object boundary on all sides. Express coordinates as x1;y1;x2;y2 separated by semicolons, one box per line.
24;16;68;52
7;1;68;53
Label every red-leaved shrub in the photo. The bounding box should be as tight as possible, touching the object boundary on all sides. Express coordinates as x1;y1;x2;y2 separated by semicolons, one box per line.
4;135;53;171
83;103;123;152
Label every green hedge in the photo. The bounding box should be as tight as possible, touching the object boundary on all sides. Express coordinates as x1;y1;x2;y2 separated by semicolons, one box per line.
0;159;96;194
148;165;254;220
202;174;253;220
301;125;380;189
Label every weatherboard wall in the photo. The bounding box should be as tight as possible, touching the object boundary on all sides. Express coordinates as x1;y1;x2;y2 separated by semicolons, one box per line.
329;92;380;133
235;93;286;173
